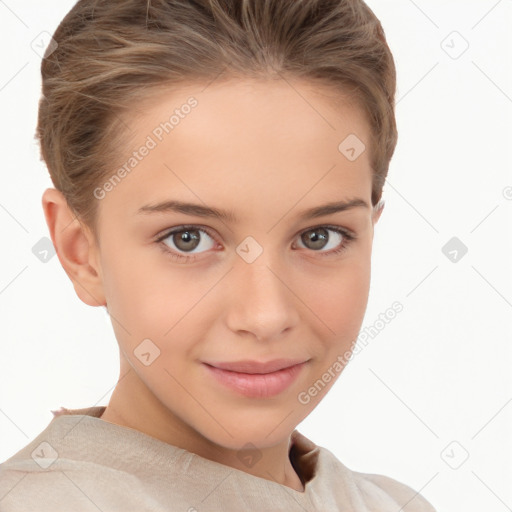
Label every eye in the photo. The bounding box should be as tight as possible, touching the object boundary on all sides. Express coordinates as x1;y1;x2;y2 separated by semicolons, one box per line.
293;225;355;257
155;224;356;263
156;225;217;261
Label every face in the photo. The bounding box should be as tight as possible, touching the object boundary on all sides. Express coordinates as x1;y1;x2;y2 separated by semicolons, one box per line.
72;78;381;450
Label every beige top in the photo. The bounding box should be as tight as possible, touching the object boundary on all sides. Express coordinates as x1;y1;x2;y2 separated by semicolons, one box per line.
0;406;436;511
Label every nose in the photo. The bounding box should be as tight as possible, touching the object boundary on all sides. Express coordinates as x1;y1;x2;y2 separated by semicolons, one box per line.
224;252;300;342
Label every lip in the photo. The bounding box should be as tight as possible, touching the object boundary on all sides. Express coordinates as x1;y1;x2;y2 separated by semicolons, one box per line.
205;358;308;374
202;359;309;398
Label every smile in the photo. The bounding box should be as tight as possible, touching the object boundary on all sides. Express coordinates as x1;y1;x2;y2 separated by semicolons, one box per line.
202;361;308;399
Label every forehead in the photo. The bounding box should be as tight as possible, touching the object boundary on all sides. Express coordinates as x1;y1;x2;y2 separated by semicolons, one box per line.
132;77;368;138
99;78;373;223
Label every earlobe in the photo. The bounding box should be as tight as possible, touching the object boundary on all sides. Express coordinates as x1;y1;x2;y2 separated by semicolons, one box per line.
41;188;106;307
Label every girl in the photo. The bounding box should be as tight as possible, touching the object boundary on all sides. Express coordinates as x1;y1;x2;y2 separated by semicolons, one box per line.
0;0;436;510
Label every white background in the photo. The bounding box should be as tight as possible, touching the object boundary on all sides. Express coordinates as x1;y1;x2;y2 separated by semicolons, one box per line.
0;1;511;511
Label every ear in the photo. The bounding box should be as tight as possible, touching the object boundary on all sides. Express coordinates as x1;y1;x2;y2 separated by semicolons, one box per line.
42;188;106;307
372;199;385;225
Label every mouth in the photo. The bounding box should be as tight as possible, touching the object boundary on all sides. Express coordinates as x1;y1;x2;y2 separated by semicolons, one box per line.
202;359;310;398
203;358;309;374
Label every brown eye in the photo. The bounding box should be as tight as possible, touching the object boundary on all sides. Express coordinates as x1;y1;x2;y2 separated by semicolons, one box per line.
172;229;201;252
295;226;355;256
160;227;216;255
300;227;330;250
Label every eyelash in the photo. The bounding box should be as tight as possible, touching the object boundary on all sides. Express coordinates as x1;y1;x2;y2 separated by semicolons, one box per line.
155;224;356;263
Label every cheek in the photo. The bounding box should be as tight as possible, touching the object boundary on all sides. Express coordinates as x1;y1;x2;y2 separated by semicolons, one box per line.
304;257;371;335
98;240;175;348
101;247;216;356
101;233;371;355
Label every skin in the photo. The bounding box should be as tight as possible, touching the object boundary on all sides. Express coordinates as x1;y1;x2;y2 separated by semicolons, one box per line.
42;77;383;493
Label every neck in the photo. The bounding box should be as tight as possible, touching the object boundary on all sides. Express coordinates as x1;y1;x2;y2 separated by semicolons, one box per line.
100;360;305;492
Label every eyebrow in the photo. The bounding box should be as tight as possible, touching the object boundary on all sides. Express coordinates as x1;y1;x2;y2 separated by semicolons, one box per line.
136;198;369;223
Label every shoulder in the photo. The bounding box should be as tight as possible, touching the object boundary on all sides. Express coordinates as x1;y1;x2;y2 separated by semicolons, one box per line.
0;458;147;512
350;470;437;512
311;442;437;512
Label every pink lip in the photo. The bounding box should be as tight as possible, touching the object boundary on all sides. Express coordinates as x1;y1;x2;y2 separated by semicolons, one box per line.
202;359;309;398
205;358;308;374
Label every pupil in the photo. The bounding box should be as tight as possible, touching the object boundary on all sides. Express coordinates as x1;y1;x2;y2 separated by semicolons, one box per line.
175;230;200;251
305;228;328;249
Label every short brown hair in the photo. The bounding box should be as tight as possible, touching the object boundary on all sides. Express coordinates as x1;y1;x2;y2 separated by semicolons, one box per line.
37;0;397;239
